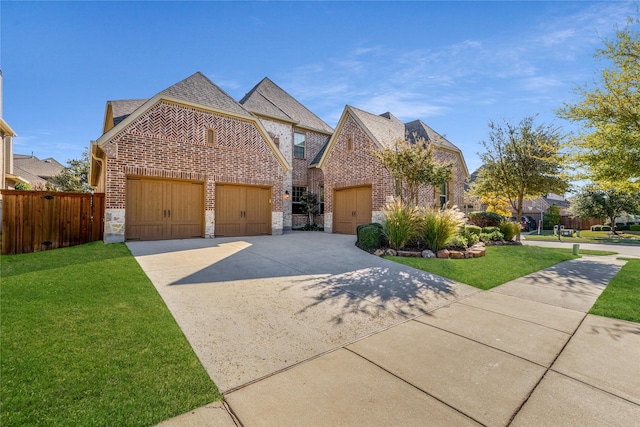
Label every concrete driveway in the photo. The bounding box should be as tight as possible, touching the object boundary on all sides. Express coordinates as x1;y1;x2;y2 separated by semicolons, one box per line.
127;232;479;393
132;232;640;426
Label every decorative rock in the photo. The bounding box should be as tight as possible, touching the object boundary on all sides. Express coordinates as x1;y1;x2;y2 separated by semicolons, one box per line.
436;249;450;259
374;249;385;257
449;250;465;259
470;249;486;258
385;249;398;256
422;250;436;258
397;250;422;258
464;251;473;258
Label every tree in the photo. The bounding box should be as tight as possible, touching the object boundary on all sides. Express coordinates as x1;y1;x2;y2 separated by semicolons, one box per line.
371;137;452;205
480;194;511;217
543;204;561;230
52;149;91;193
558;19;640;191
470;116;569;241
299;191;319;226
570;187;640;234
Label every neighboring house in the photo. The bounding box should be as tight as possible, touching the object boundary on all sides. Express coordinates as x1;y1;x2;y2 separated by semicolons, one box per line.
1;69;24;234
239;78;333;230
316;106;469;234
13;154;65;189
1;70;25;192
91;72;470;241
90;72;289;243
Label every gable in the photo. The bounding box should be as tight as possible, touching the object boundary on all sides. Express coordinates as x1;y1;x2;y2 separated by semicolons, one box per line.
318;106;469;177
93;73;290;173
240;78;333;135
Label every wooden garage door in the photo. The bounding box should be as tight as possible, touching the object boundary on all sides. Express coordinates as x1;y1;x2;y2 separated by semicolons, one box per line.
126;178;204;241
215;184;271;237
333;186;372;234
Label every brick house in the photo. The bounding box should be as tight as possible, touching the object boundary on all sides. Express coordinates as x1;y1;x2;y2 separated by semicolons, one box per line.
239;78;333;230
90;72;469;241
90;72;289;242
316;105;469;234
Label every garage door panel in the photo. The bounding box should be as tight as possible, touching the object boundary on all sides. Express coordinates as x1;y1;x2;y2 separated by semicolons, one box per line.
215;184;271;237
333;186;372;235
126;178;204;241
245;187;271;235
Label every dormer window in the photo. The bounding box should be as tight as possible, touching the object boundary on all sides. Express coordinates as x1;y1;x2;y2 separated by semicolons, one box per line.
206;129;216;145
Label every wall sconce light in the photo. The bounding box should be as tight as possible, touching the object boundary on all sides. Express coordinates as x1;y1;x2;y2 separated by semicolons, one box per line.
284;190;290;200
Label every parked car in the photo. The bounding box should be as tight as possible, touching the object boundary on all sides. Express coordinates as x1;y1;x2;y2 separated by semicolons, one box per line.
521;216;537;231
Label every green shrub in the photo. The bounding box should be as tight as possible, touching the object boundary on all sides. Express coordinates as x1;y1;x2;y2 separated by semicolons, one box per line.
479;231;504;242
543;204;561;230
499;220;520;241
357;223;384;250
481;226;500;234
446;234;468;249
591;225;603;231
615;222;630;231
466;232;480;246
14;182;31;191
421;206;466;252
383;201;420;249
464;225;482;236
468;211;504;227
490;230;505;241
602;225;611;231
630;225;640;231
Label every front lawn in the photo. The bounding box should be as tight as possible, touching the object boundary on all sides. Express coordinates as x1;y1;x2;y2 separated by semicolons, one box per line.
590;259;640;323
524;230;640;245
386;245;578;290
1;242;221;427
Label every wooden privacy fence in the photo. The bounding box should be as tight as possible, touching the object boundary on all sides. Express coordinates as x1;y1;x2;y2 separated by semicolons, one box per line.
559;215;602;230
1;190;104;255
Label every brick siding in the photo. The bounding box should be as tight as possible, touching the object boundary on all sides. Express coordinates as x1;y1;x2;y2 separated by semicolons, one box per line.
102;101;284;240
322;112;468;224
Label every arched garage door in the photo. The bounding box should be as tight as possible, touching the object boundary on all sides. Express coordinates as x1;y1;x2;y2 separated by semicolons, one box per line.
126;177;204;240
333;186;372;234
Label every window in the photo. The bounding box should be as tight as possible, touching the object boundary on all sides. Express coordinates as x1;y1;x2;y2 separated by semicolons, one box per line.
292;186;306;214
319;186;325;214
206;129;216;145
294;132;306;158
346;137;353;152
439;182;448;208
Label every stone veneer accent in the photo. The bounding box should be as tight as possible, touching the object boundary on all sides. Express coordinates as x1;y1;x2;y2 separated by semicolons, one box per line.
104;208;126;243
205;210;215;238
372;211;385;225
323;212;333;233
271;211;283;235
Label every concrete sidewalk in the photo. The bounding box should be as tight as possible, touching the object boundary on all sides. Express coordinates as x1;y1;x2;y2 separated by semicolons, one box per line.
152;248;639;426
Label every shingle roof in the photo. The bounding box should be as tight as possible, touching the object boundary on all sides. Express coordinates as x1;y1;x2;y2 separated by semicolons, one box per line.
160;72;250;117
110;99;148;126
309;136;331;167
348;106;405;147
13;155;65;185
404;120;461;152
240;78;333;134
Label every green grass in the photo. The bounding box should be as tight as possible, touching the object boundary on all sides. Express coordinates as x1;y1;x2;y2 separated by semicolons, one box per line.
386;245;578;290
1;242;221;427
524;230;640;244
590;259;640;323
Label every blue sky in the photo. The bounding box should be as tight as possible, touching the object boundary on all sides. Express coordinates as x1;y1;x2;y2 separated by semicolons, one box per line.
1;1;636;174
